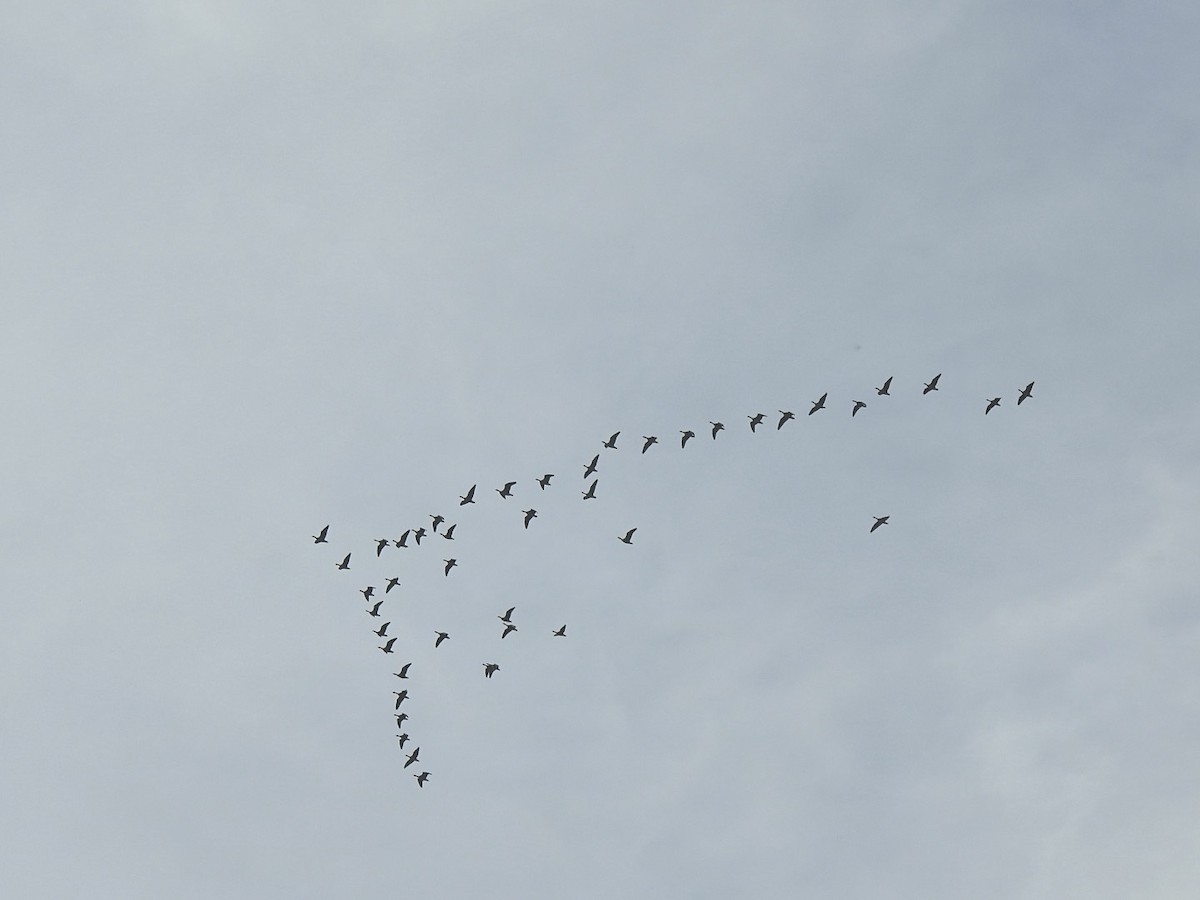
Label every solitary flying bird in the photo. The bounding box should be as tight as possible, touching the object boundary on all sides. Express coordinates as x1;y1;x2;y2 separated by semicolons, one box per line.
393;530;410;548
581;480;597;500
367;601;383;617
430;514;444;532
441;523;456;540
414;771;430;787
537;473;554;489
583;454;600;478
313;525;329;544
618;528;636;544
851;400;866;417
498;606;516;623
496;481;516;499
375;538;389;557
552;625;567;637
459;484;477;505
374;621;390;638
748;413;765;432
501;623;518;639
522;509;537;529
379;637;397;654
483;663;500;679
361;586;375;600
870;516;890;533
642;436;658;453
603;432;620;449
393;690;409;708
777;410;795;429
394;663;411;679
809;392;828;415
385;577;400;593
923;373;942;394
876;376;893;396
1017;381;1035;405
710;421;724;439
412;527;426;545
985;397;1001;414
434;631;449;648
336;553;351;570
680;430;695;448
443;558;456;575
404;747;420;768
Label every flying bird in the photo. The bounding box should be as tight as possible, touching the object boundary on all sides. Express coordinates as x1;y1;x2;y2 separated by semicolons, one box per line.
396;733;410;748
985;397;1001;414
360;586;374;600
876;376;893;396
618;528;636;544
777;410;795;429
522;509;537;529
430;514;444;532
385;577;400;593
434;631;449;648
312;525;329;544
581;480;597;500
394;713;409;727
335;553;351;570
374;621;391;638
441;523;456;540
412;527;426;545
414;771;430;787
393;530;410;548
1017;381;1035;405
680;430;695;448
404;747;420;769
870;516;890;533
851;400;866;417
499;606;516;623
459;484;477;505
642;435;658;453
379;637;397;654
583;454;600;478
501;623;518;639
537;473;554;489
367;601;383;617
394;663;411;679
710;421;724;439
552;625;566;637
375;538;389;557
443;559;456;575
808;392;828;415
483;663;500;679
393;690;409;708
748;413;765;432
603;432;620;449
496;481;516;499
923;373;941;394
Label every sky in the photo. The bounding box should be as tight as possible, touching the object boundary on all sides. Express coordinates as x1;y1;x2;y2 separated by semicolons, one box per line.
3;1;1199;897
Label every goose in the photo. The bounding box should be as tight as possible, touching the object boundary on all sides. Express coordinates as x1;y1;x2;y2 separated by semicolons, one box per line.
748;413;765;432
393;530;410;548
414;771;430;787
603;432;620;449
496;481;516;499
385;577;400;593
618;528;636;544
430;514;444;532
483;663;500;679
501;622;518;639
777;410;795;429
552;625;567;637
367;601;383;617
394;663;411;679
710;421;725;439
379;637;397;654
642;435;658;453
870;515;890;533
459;484;477;505
374;621;391;638
923;373;941;394
876;376;892;396
1017;381;1035;405
441;523;456;540
581;480;598;500
443;559;456;575
851;400;866;417
522;509;537;529
375;538;389;557
394;712;409;727
583;454;600;478
498;606;516;623
335;553;351;570
809;392;828;415
680;430;695;448
404;747;420;768
412;527;426;545
393;690;409;708
312;525;329;544
434;631;450;647
361;586;375;600
537;473;554;489
985;397;1001;414
396;733;410;748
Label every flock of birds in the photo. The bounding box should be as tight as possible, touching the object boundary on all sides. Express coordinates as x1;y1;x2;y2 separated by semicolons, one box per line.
311;374;1036;787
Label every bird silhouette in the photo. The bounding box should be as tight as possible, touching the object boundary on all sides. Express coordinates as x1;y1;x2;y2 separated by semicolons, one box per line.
552;625;567;637
412;527;426;544
876;376;893;396
375;538;389;557
443;559;456;575
393;530;410;548
618;528;636;544
404;747;420;768
385;577;400;593
313;525;329;544
870;515;890;533
483;663;500;679
367;601;383;617
414;771;430;787
459;484;477;505
603;432;620;449
396;733;410;748
537;473;554;489
581;480;598;500
583;454;600;478
1017;381;1035;405
441;523;456;540
748;413;765;432
680;430;695;448
379;637;397;654
496;481;516;499
923;373;941;394
434;631;449;647
336;553;351;570
809;392;828;415
522;509;537;529
985;397;1001;414
642;435;658;453
394;663;411;679
430;514;444;532
374;621;391;638
501;623;518;639
851;400;866;417
498;606;516;623
393;690;409;708
395;713;409;727
361;586;375;600
777;410;795;429
710;421;724;439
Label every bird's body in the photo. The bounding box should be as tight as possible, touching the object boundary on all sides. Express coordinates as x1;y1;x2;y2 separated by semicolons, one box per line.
395;713;409;727
460;484;477;505
396;733;409;748
777;410;795;429
851;400;866;417
603;432;620;450
501;623;518;639
430;514;444;532
394;663;411;679
552;625;566;637
441;523;456;540
496;481;516;499
522;509;537;529
414;771;430;787
374;622;390;638
434;631;449;647
537;473;554;489
680;430;695;448
361;586;374;600
923;373;941;394
393;530;410;548
393;690;408;708
870;516;890;533
499;606;516;623
367;601;383;617
404;747;420;768
412;527;426;544
1017;381;1035;405
379;637;397;654
443;559;456;575
385;577;400;593
581;480;597;500
876;376;892;396
313;525;329;544
748;413;765;432
710;421;724;439
336;553;351;570
483;663;499;679
376;538;389;557
809;392;828;415
642;435;658;453
583;454;600;478
618;528;636;544
985;397;1001;414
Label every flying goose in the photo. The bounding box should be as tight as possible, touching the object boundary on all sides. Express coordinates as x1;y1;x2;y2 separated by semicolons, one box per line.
312;525;329;544
522;509;537;529
404;747;420;768
642;435;658;453
876;376;892;396
870;515;890;533
618;528;636;544
777;410;795;429
459;484;477;505
443;559;456;575
375;538;389;557
393;530;410;548
710;421;724;439
385;577;400;593
394;663;411;679
748;413;765;432
374;621;391;638
393;690;409;708
367;601;383;617
379;637;397;654
851;400;866;417
603;432;620;449
430;514;444;532
434;631;449;647
501;622;518;639
809;392;828;415
412;527;426;545
923;373;941;394
583;454;600;478
496;481;516;499
552;625;567;637
335;553;351;570
396;733;410;748
581;480;597;500
483;663;500;679
537;473;554;489
414;771;430;787
361;586;375;600
1017;381;1035;405
985;397;1001;414
441;523;456;540
680;430;695;448
498;606;516;623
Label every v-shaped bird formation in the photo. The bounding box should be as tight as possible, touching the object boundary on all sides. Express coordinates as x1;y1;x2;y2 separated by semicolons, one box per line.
311;373;1036;785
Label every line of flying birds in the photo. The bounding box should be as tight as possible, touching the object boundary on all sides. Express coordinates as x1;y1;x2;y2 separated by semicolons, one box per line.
312;373;1036;785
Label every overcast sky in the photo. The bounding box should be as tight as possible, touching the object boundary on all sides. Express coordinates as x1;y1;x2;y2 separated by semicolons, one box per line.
3;2;1199;897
